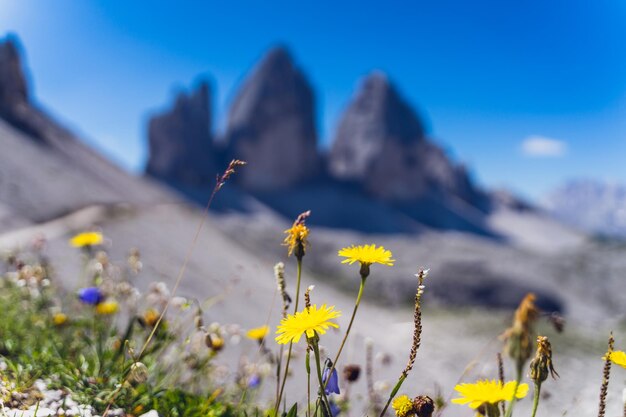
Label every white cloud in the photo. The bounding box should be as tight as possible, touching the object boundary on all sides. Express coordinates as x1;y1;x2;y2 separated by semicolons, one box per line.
521;135;568;157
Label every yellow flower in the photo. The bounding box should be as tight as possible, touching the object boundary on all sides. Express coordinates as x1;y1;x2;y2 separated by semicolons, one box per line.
206;334;225;351
392;395;414;417
246;325;270;341
283;223;309;256
275;304;341;344
604;350;626;369
142;309;160;327
452;380;529;409
53;313;68;326
70;232;103;248
96;300;119;315
338;244;395;267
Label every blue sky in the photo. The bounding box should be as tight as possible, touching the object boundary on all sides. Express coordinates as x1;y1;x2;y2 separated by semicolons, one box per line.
2;0;626;200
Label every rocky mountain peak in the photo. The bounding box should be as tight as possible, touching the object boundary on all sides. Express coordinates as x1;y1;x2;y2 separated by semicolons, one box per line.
329;72;426;182
0;36;29;112
146;81;216;185
224;46;320;191
329;72;486;207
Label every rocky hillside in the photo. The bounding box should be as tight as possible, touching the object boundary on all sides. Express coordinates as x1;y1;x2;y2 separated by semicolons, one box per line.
0;36;173;229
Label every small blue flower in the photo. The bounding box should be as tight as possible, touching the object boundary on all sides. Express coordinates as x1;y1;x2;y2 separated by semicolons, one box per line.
329;401;341;417
322;365;340;395
78;287;104;305
247;374;261;389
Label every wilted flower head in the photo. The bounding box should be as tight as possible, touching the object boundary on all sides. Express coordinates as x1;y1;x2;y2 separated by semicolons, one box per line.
503;293;539;371
343;364;361;383
283;211;311;257
70;231;103;248
413;396;435;417
530;335;559;384
78;287;104;305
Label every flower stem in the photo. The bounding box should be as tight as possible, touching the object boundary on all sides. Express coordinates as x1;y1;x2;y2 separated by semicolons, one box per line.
306;348;311;417
294;256;303;313
274;257;303;415
313;339;332;417
378;375;406;417
531;382;541;417
503;366;522;417
325;274;367;390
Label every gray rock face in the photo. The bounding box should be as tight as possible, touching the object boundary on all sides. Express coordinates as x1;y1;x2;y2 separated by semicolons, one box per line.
329;73;485;207
224;47;320;191
146;82;216;185
0;36;28;112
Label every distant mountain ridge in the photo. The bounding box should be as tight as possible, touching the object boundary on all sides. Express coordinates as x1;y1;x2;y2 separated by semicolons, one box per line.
544;179;626;237
145;46;495;234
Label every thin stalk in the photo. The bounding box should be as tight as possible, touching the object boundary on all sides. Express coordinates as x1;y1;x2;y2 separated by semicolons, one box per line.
313;340;332;417
274;257;303;415
293;256;303;312
531;383;541;417
325;275;367;389
378;375;406;417
275;346;283;405
306;348;312;417
503;366;522;417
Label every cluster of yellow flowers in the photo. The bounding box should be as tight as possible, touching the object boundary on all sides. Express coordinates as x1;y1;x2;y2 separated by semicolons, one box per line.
274;239;394;345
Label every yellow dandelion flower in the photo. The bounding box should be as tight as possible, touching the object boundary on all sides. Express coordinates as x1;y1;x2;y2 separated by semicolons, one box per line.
53;313;68;326
283;223;310;256
392;395;414;417
452;380;529;409
338;244;395;267
275;304;341;344
96;300;119;315
70;232;103;248
604;350;626;369
246;325;270;341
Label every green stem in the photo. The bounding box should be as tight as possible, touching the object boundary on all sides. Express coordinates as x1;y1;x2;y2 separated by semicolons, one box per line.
503;366;522;417
313;339;332;417
325;275;367;390
293;256;303;312
274;257;303;415
531;382;541;417
306;349;311;417
378;375;406;417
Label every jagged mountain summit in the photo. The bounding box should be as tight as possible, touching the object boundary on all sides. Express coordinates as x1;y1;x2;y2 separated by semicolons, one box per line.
329;72;488;209
146;81;216;186
543;179;626;237
224;47;321;191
